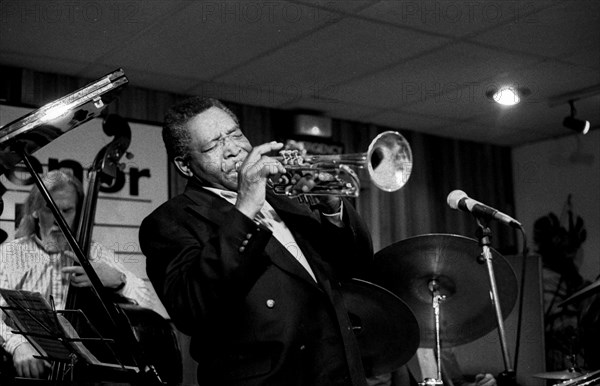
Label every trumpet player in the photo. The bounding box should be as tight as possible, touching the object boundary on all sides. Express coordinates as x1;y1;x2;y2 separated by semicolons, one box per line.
139;97;374;386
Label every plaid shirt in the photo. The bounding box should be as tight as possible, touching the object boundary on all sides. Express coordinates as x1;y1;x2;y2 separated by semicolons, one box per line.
0;235;154;356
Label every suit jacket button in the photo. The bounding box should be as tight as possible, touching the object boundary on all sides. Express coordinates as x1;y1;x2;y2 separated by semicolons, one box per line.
266;299;275;308
239;246;245;252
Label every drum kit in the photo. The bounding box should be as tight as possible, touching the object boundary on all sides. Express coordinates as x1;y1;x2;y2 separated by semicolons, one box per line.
530;280;600;384
342;233;519;381
344;233;600;386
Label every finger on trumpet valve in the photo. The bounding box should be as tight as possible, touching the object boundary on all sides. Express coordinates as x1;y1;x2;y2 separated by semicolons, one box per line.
317;172;333;181
235;161;242;171
279;174;290;184
279;149;303;165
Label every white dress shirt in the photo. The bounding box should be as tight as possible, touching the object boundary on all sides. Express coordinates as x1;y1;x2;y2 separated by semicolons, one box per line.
204;187;348;283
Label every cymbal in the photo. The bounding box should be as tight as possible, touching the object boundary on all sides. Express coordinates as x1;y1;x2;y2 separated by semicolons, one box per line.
532;369;583;380
559;279;600;308
371;234;518;347
341;278;420;376
556;369;600;386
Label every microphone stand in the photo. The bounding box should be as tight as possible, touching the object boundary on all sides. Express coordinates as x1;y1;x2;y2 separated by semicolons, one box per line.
475;218;516;386
418;280;446;386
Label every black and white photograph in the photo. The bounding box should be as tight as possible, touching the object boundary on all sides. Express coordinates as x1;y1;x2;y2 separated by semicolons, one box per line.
1;1;599;385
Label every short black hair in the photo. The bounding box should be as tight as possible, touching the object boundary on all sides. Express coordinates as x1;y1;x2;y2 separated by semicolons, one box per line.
162;97;238;161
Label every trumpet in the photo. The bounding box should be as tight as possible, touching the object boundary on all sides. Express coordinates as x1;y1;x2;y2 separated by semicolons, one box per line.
269;131;412;197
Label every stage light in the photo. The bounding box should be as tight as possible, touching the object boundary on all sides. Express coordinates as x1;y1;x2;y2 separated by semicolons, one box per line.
563;100;591;134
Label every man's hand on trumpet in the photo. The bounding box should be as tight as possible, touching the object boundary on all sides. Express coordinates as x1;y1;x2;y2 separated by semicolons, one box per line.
284;171;342;214
235;141;342;217
235;141;286;220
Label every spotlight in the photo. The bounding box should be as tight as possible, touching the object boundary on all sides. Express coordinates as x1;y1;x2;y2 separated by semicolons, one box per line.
563;100;590;134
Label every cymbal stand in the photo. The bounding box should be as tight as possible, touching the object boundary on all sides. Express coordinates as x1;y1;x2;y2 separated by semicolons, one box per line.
419;280;445;386
475;220;515;385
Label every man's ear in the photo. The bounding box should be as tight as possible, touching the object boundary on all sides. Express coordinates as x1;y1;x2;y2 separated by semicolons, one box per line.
174;157;193;178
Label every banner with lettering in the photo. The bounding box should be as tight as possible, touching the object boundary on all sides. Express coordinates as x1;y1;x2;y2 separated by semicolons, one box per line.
0;104;168;315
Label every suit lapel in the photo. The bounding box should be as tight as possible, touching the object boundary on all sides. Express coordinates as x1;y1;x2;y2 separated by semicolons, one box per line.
263;236;322;289
265;193;335;291
183;183;323;290
183;185;232;227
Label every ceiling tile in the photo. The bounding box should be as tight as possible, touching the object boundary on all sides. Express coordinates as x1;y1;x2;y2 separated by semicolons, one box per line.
560;39;600;71
0;0;183;75
318;41;539;109
288;0;377;14
502;60;600;101
187;80;296;109
1;0;598;147
98;1;349;84
401;59;599;121
214;17;449;88
359;0;547;37
472;1;600;59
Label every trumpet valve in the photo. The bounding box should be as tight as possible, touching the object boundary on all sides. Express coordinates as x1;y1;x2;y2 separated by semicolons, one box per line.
279;149;304;166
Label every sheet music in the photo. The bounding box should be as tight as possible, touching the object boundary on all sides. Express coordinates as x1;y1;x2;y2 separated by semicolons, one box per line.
0;289;102;365
0;289;70;361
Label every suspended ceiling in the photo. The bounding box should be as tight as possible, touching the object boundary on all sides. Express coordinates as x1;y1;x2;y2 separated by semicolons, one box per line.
1;0;599;146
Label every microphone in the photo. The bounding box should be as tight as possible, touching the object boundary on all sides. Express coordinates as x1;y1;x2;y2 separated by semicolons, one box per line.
447;190;522;229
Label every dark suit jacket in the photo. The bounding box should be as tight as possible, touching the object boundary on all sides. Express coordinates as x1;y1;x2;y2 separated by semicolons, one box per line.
139;179;374;386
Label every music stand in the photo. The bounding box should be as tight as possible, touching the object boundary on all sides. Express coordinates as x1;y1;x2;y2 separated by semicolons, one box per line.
0;69;162;383
0;289;133;381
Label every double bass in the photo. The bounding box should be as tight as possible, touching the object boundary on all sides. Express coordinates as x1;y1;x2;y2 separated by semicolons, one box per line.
61;114;182;384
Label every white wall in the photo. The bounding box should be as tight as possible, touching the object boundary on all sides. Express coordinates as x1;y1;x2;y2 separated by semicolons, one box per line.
512;130;600;282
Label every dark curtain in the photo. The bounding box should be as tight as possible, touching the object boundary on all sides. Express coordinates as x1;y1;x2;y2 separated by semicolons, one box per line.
165;101;517;253
2;66;518;253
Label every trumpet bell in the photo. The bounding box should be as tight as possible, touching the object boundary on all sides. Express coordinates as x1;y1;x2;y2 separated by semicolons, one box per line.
270;130;412;197
367;131;413;192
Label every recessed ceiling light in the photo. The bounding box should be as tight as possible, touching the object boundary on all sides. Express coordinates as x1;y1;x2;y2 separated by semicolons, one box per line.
493;86;519;105
486;85;531;106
